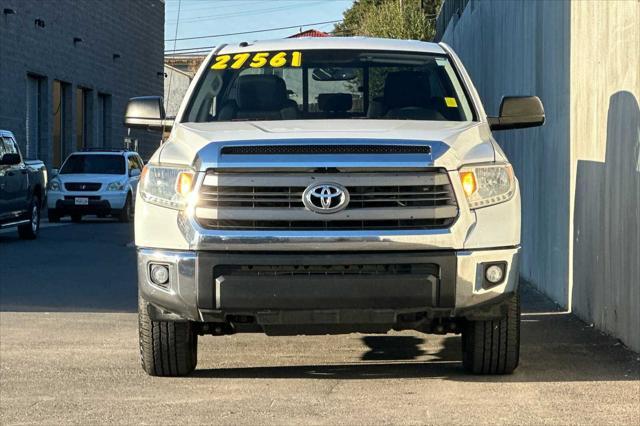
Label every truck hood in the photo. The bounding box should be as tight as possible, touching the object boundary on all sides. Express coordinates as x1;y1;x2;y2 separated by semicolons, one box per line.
157;120;497;170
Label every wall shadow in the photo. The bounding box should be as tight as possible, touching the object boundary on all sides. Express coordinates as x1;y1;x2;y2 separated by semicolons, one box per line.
572;91;640;351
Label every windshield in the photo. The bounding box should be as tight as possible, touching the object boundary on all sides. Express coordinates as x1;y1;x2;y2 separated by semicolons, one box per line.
60;154;125;175
183;49;475;123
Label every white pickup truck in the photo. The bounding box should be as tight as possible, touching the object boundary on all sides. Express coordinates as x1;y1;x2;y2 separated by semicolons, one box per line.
0;130;46;239
124;37;544;377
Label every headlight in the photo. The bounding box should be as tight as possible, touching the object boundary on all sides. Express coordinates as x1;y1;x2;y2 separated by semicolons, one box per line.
458;164;515;209
139;164;195;210
48;178;61;191
107;180;126;191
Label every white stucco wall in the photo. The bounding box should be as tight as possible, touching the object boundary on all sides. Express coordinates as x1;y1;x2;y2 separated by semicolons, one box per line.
569;1;640;351
442;0;640;350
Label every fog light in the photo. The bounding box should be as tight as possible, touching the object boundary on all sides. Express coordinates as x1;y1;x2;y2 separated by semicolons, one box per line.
485;264;504;284
150;264;170;286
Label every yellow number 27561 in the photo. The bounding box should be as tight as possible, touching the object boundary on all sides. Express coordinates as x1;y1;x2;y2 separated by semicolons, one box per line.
211;51;302;70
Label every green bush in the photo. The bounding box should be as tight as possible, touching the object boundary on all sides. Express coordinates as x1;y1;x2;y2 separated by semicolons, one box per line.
334;0;441;41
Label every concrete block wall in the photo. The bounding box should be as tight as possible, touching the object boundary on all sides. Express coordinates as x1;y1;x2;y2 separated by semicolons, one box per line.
0;0;164;163
440;0;640;351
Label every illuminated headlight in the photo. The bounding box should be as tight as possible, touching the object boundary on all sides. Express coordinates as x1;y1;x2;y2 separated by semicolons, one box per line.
139;164;195;210
107;180;126;191
458;164;515;209
48;178;61;191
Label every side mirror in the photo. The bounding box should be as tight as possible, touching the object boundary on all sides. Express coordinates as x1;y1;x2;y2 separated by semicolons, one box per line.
0;153;21;165
130;168;141;178
488;96;545;131
124;96;171;131
51;168;59;177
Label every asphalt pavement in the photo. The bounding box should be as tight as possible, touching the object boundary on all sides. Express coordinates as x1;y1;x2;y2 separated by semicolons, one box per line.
1;219;638;425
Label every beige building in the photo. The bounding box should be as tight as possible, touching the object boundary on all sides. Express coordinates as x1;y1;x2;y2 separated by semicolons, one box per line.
163;56;207;118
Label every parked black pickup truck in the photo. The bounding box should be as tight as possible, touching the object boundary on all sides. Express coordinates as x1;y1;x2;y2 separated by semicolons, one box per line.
0;130;47;239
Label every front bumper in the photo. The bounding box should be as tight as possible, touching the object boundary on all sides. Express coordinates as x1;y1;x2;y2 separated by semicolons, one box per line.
137;246;520;330
47;191;128;214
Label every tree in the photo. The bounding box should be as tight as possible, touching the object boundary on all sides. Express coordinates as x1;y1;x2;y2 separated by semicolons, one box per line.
334;0;442;41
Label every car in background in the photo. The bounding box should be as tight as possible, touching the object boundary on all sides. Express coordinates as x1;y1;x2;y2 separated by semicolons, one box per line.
0;130;47;239
47;149;143;223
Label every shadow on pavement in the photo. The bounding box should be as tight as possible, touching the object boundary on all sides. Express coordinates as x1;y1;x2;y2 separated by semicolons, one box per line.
3;221;638;383
361;335;426;360
192;285;639;382
0;220;137;312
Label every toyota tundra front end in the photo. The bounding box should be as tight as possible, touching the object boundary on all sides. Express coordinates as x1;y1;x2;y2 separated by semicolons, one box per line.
126;37;544;376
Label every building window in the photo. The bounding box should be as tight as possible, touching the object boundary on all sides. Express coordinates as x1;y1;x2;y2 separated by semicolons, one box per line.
52;81;65;166
26;74;46;160
97;93;111;148
76;87;91;150
52;80;72;166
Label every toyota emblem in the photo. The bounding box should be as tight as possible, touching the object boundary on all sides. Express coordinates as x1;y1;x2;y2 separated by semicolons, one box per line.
303;183;349;214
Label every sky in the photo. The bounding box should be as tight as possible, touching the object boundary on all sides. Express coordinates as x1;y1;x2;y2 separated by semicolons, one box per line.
164;0;355;54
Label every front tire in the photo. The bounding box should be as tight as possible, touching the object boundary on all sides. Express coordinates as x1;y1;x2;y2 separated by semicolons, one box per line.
138;296;197;377
18;199;40;240
462;292;520;374
118;194;133;223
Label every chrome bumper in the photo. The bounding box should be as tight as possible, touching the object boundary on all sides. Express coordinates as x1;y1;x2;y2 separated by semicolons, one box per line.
137;246;520;322
177;208;476;252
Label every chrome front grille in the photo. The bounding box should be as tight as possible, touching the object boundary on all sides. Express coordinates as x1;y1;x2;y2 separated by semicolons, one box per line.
199;185;454;209
64;182;102;191
199;186;305;209
196;171;458;231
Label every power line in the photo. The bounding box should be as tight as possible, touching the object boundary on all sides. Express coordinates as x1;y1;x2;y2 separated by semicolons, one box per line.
164;19;342;44
166;50;212;56
165;0;263;14
165;1;325;25
165;0;183;126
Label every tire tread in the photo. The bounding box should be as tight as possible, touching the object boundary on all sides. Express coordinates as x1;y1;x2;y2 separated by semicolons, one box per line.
462;292;520;375
138;296;197;376
18;199;39;239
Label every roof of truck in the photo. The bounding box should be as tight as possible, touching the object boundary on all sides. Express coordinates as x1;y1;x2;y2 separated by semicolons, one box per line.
216;37;446;56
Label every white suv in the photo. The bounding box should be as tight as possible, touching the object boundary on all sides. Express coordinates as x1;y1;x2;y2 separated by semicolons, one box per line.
47;149;143;222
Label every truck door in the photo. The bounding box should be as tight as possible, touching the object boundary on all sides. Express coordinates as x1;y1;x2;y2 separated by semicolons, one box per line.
0;137;28;218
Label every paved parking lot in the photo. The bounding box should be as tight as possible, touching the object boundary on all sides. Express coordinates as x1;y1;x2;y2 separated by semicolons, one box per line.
1;220;638;425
